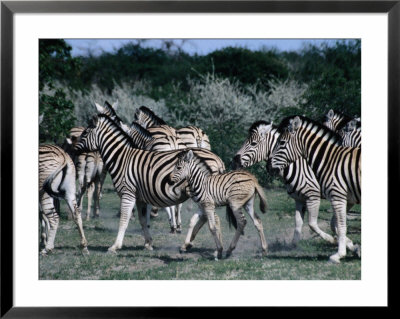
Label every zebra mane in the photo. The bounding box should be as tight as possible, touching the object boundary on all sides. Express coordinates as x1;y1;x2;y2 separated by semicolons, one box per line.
129;121;154;140
248;120;275;134
136;106;167;126
278;115;343;144
103;101;124;123
96;114;142;148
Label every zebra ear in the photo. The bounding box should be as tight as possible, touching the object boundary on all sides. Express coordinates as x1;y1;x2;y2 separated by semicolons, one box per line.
347;119;357;131
327;109;334;119
184;150;194;162
95;102;105;114
112;100;119;110
66;138;73;145
258;123;273;138
291;116;302;131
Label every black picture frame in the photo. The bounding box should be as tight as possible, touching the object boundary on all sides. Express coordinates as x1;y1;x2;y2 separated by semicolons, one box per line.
1;0;395;317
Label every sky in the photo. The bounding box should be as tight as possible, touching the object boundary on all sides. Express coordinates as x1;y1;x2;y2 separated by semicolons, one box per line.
65;39;343;57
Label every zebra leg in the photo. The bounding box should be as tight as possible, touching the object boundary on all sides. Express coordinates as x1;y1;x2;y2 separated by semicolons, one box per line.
330;204;360;257
225;207;247;258
176;204;182;233
136;201;153;250
243;195;268;256
145;204;153;228
39;209;50;249
64;193;89;254
109;196;135;253
292;200;306;245
86;182;95;221
93;179;101;218
40;193;59;255
204;205;223;260
329;200;348;264
180;209;205;252
165;206;177;233
307;197;336;244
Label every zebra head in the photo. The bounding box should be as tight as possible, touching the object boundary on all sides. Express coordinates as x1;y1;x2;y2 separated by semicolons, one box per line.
271;116;303;171
323;109;352;131
169;150;194;185
74;115;100;153
232;121;276;169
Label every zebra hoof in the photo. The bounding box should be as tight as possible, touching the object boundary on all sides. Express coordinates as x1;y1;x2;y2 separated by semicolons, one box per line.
107;247;118;255
214;250;223;261
144;243;153;251
40;249;48;256
262;250;268;257
81;247;90;256
225;250;232;258
170;227;177;234
353;245;361;258
328;254;341;264
176;228;182;234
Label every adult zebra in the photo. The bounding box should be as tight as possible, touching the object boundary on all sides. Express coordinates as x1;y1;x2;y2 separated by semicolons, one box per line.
120;121;225;251
121;121;183;233
232;121;337;246
133;105;212;230
39;144;89;255
95;101;185;232
271;115;361;264
74;114;225;253
64;121;109;220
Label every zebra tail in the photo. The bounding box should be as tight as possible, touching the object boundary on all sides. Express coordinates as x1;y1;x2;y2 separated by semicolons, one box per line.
226;205;238;230
255;182;268;214
42;162;68;199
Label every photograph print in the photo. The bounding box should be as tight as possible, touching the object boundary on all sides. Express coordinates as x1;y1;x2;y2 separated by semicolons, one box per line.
38;38;361;280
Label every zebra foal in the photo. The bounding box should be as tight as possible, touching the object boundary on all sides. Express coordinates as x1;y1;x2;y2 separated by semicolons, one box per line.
271;115;361;263
39;144;88;255
169;149;268;259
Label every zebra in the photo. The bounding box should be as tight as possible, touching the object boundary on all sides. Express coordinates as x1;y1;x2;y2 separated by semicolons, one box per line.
74;114;225;253
169;149;268;259
339;119;361;148
133;106;212;228
271;115;361;264
121;121;226;250
121;121;184;233
64;125;107;221
232;121;337;246
39;144;88;255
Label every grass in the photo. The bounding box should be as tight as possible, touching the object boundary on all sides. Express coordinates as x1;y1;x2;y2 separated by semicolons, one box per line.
39;175;361;280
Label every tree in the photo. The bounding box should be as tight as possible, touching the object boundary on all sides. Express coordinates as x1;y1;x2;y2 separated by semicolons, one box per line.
39;40;80;143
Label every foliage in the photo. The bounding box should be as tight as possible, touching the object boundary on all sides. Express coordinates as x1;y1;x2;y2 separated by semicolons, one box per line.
39;39;361;186
39;88;76;143
39;40;79;143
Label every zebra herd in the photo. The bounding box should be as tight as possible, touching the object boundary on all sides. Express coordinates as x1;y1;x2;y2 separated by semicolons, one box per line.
39;105;361;264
